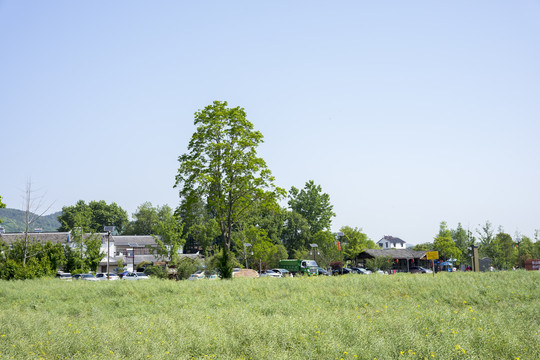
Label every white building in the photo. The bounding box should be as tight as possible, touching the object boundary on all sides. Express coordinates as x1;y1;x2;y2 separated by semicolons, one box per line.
377;235;406;249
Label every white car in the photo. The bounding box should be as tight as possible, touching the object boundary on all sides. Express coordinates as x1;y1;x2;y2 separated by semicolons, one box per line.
122;272;141;280
96;273;120;280
188;271;205;280
259;270;282;278
80;274;99;281
135;272;150;280
271;268;291;277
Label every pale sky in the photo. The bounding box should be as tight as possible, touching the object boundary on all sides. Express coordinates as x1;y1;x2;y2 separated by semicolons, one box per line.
1;1;539;244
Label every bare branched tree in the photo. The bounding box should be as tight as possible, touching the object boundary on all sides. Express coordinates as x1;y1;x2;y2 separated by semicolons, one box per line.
22;180;54;266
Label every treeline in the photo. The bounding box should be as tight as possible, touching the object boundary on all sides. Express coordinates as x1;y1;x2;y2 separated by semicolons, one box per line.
414;221;540;270
0;231;104;280
53;180;378;271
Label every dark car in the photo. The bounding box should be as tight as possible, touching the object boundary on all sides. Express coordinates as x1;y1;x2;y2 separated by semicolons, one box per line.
72;274;83;280
317;267;331;276
332;268;352;275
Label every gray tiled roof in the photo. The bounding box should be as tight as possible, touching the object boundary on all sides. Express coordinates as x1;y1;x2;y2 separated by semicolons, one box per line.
0;232;71;245
113;235;161;247
359;249;427;260
378;236;406;244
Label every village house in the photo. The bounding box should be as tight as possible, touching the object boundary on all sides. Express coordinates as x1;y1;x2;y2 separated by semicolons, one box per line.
377;235;407;249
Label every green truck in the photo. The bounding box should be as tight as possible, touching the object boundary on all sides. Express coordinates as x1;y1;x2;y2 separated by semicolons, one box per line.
278;259;319;276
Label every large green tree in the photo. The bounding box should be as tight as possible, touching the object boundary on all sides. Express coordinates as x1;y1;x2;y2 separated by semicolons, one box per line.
450;223;475;265
152;207;186;267
310;230;340;268
175;101;284;278
493;230;514;270
339;226;377;265
124;203;176;236
288;180;335;234
281;210;311;256
58;200;129;233
477;220;496;260
433;221;461;261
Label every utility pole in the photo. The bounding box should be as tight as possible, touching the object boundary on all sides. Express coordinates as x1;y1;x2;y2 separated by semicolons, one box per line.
104;226;115;278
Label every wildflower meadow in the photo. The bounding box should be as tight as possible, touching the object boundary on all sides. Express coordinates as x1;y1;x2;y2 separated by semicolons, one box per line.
0;271;538;359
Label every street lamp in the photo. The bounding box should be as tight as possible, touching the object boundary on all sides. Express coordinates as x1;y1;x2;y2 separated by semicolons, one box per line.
243;243;252;269
104;226;115;278
309;244;319;263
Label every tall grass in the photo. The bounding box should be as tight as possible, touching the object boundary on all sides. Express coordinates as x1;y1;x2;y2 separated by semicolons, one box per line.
0;271;538;359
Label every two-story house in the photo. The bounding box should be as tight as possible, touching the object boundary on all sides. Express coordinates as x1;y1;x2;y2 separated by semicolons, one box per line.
377;235;406;249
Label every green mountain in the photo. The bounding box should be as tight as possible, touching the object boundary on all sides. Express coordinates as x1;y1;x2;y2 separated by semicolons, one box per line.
0;208;61;232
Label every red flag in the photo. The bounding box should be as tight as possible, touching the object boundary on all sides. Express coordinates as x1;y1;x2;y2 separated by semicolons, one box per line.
338;241;341;252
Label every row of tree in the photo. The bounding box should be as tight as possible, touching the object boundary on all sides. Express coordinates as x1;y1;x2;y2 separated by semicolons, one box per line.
414;221;540;270
0;230;104;280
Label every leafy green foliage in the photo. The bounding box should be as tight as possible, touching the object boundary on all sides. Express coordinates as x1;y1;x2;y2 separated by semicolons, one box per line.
413;242;433;251
288;180;335;234
187;218;219;257
365;256;394;272
281;210;311;256
0;238;62;280
433;221;462;261
339;226;376;263
57;200;128;233
175;101;284;278
123;203;175;236
140;206;185;270
174;257;200;280
84;235;104;272
450;223;475;264
310;230;339;268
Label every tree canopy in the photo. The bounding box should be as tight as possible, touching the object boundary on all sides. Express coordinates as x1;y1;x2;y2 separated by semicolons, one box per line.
58;200;129;233
288;180;335;234
175;101;285;278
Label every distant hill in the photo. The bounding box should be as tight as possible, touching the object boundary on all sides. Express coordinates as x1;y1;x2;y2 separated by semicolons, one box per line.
0;208;61;232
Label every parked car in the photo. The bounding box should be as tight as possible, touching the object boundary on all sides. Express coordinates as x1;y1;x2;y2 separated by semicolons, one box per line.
107;273;120;280
122;272;141;280
96;273;119;280
271;268;291;277
332;268;352;275
80;273;99;281
56;272;72;281
135;272;150;280
409;266;433;274
188;271;205;280
259;270;282;278
350;267;372;275
374;269;388;275
317;267;331;276
72;274;83;280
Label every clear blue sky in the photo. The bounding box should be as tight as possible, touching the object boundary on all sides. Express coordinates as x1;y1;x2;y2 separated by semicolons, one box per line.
1;1;539;244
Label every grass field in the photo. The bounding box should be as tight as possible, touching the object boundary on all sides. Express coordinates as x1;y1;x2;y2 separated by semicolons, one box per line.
0;271;538;360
